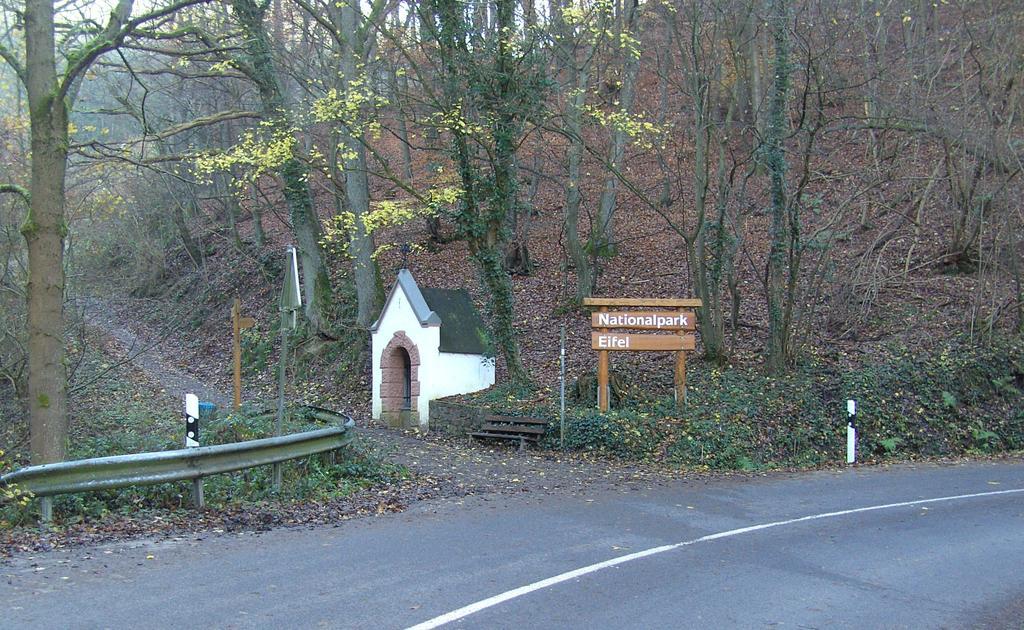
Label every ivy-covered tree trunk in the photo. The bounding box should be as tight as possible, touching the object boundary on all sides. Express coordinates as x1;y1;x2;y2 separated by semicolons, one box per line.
447;126;528;385
474;244;527;383
764;0;793;375
232;0;334;335
482;0;529;385
428;0;531;386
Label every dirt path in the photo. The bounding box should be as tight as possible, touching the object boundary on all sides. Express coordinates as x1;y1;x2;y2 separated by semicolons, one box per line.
79;297;230;408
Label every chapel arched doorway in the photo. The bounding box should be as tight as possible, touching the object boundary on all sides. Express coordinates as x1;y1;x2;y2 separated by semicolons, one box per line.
380;332;420;427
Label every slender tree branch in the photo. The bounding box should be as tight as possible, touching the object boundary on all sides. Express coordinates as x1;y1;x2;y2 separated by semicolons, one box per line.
0;40;26;86
0;184;30;205
148;109;261;140
58;0;212;104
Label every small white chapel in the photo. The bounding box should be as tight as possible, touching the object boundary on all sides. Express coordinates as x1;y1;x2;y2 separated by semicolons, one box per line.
370;269;495;429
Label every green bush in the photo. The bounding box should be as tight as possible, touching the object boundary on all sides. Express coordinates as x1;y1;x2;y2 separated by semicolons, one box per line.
665;365;839;470
555;407;666;460
840;336;1024;457
548;335;1024;471
241;327;275;375
0;448;33;526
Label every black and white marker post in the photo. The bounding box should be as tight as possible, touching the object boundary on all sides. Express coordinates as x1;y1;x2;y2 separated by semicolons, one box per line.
846;399;857;465
184;393;204;507
559;323;566;450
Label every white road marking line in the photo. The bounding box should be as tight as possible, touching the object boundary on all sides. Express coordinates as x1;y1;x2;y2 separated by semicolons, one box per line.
406;487;1024;630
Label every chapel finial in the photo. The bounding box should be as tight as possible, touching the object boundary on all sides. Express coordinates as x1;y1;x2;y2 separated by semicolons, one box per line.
400;242;411;270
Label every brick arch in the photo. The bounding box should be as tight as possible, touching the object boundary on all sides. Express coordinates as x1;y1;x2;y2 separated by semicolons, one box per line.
380;331;421;415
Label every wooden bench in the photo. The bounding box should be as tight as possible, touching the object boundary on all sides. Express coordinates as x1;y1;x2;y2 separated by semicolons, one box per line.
469;415;548;450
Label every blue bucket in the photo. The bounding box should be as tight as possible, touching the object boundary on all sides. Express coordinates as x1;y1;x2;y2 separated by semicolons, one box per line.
198;402;217;421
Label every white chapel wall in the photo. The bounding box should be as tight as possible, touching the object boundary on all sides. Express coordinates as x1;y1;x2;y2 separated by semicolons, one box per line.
426;352;495;402
371;287;440;424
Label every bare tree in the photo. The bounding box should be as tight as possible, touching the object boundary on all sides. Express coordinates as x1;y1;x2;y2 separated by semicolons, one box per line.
0;0;207;465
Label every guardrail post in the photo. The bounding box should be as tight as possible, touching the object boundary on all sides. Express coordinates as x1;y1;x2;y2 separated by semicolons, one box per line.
192;478;205;508
40;496;53;524
846;399;857;465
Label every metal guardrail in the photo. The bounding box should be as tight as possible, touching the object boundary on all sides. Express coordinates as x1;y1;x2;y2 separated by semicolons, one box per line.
0;416;355;499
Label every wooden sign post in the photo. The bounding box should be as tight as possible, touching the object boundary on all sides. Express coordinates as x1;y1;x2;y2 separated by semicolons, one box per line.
583;297;702;411
231;298;256;411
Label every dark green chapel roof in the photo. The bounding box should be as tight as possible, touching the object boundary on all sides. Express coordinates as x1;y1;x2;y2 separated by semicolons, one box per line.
418;287;488;355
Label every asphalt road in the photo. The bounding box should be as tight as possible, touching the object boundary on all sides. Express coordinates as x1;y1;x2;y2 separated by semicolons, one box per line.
3;460;1023;629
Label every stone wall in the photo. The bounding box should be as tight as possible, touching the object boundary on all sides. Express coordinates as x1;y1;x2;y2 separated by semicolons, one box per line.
428;399;487;435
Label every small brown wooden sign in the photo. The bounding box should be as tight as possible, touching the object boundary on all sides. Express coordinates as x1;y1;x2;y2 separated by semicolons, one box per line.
591;311;696;331
232;298;256;411
592;332;695;351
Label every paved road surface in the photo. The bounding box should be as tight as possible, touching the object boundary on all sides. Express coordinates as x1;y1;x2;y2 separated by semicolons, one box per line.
3;460;1023;629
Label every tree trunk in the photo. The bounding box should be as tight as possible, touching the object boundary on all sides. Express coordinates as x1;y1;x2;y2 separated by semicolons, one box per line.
172;198;203;267
672;1;736;363
23;0;69;465
764;0;792;375
232;0;334;335
750;15;764;133
338;1;381;328
396;70;415;183
595;0;640;254
154;144;203;267
565;72;593;300
553;0;595;300
251;196;266;248
215;120;245;249
505;152;539;276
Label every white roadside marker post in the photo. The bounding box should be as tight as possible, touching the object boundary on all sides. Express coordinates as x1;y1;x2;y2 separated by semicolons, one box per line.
184;393;204;508
846;399;857;465
559;323;566;450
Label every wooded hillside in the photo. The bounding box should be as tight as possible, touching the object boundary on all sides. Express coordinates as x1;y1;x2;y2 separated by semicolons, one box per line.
1;0;1022;469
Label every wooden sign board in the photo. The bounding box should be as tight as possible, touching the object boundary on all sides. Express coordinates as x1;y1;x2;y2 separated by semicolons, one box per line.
592;332;696;351
583;297;703;308
591;311;696;331
585;296;704;412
